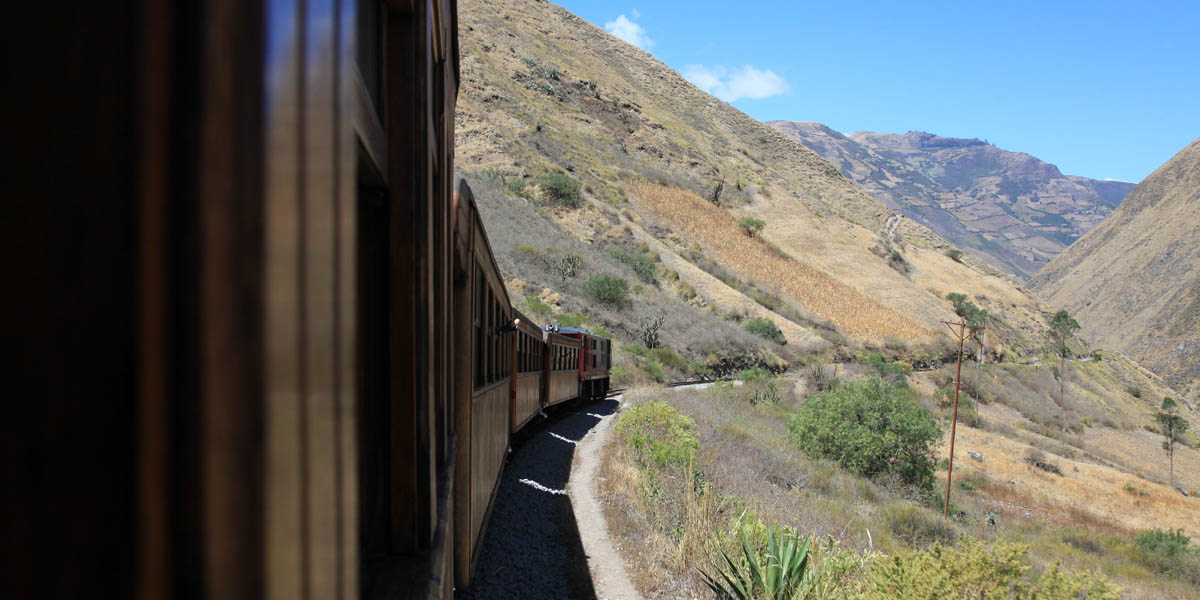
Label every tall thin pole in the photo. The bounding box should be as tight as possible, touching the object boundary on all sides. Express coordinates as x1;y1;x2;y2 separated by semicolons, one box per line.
943;320;966;517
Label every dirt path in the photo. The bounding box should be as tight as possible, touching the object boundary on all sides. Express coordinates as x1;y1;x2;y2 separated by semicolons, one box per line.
568;394;644;600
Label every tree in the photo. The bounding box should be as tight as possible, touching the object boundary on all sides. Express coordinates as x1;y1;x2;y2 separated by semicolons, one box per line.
1048;309;1080;422
946;293;989;362
786;378;941;489
1157;397;1190;486
738;216;765;237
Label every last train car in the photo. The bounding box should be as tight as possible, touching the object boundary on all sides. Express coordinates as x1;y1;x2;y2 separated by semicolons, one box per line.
558;328;613;401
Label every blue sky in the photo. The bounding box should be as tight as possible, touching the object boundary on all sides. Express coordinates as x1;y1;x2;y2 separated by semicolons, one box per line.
557;1;1200;183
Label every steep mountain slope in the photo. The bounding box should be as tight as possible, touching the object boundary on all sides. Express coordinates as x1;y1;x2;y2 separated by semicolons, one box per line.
454;0;1063;351
769;122;1134;279
1032;137;1200;401
453;1;1200;569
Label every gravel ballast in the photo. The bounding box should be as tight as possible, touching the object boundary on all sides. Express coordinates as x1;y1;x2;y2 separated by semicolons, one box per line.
457;397;620;599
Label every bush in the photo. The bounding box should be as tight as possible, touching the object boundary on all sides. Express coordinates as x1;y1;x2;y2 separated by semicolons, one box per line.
523;294;552;318
614;401;698;468
539;171;581;207
860;539;1121;599
610;248;657;283
787;378;941;488
1136;528;1191;559
584;273;629;307
738;216;766;237
1135;528;1200;584
651;347;688;371
1126;386;1142;399
739;367;780;404
744;317;786;345
945;248;964;263
880;502;958;547
861;352;911;388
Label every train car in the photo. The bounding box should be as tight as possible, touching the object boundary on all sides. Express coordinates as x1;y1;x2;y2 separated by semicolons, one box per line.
544;329;584;407
7;0;474;598
510;309;547;433
559;328;614;400
453;181;519;589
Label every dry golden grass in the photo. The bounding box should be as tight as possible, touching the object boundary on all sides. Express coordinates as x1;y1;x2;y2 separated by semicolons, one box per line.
629;181;933;341
937;421;1200;537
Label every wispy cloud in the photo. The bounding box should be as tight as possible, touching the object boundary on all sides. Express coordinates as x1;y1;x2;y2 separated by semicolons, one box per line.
605;13;653;50
682;64;789;102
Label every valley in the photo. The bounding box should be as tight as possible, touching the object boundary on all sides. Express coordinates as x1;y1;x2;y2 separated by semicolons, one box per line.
454;0;1200;597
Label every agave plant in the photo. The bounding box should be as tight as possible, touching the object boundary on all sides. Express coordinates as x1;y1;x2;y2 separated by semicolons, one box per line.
699;525;813;600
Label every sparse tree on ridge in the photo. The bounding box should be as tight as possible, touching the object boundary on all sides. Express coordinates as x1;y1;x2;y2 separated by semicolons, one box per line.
1157;397;1190;487
946;293;989;363
1048;309;1080;423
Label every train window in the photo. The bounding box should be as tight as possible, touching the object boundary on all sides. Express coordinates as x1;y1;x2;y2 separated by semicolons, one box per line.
474;267;484;388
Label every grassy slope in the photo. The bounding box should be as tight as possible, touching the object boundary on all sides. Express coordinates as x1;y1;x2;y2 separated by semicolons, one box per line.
601;382;1200;599
1032;137;1200;401
455;0;1199;592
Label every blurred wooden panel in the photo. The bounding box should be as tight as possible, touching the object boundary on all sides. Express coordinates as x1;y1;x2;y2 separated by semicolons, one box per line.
512;372;542;432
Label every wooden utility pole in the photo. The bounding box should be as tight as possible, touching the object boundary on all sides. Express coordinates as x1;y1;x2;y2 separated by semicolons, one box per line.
942;319;967;517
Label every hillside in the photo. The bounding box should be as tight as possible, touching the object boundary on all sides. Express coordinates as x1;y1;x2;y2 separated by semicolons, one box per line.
454;0;1066;355
1032;137;1200;401
455;1;1200;596
769;122;1135;279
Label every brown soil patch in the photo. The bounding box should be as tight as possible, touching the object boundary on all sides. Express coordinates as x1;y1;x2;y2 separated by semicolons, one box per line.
629;181;933;341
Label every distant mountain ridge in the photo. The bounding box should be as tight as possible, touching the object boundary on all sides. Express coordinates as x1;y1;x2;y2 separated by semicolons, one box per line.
769;122;1135;279
1032;137;1200;401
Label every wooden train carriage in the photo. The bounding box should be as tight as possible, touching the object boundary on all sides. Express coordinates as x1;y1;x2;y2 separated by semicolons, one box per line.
452;181;517;587
6;0;471;598
510;309;547;433
560;328;613;400
544;330;584;407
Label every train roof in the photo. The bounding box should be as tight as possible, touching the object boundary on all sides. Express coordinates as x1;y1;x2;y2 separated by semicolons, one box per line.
554;327;611;340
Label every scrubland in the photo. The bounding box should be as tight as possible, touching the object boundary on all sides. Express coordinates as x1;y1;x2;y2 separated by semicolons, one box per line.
599;373;1200;599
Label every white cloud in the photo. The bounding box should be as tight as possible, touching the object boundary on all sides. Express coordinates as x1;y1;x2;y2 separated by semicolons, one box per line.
682;64;790;102
605;13;653;50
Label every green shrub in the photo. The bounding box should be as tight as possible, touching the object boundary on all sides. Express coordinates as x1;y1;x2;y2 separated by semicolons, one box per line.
739;367;772;382
1136;528;1191;559
611;365;632;384
744;317;786;345
880;502;958;547
1126;386;1142;399
860;539;1120;599
507;176;530;198
861;352;912;388
584;273;629;307
614;401;698;468
787;378;941;488
557;312;590;328
644;359;665;383
651;347;688;371
539;171;581;207
738;216;766;237
739;367;780;404
609;248;658;283
1135;529;1200;584
945;248;964;263
523;294;552;318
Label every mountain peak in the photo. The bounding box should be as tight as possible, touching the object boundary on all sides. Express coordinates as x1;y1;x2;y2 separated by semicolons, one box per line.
774;122;1134;279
